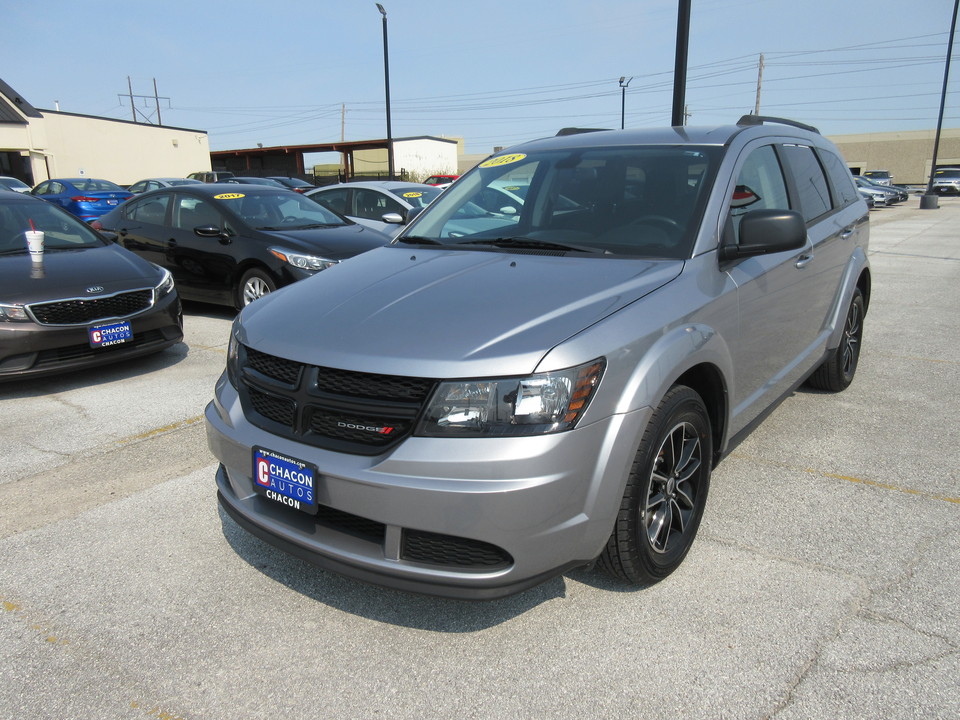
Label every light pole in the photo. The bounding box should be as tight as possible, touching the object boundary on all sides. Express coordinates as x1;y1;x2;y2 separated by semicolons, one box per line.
921;0;958;210
619;76;633;129
376;3;395;180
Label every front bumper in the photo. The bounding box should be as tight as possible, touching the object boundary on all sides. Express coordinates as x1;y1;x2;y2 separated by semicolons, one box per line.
206;376;650;599
0;291;183;380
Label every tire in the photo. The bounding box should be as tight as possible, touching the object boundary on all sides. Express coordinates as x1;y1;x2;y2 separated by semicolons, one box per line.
236;268;276;308
806;287;864;392
599;385;713;584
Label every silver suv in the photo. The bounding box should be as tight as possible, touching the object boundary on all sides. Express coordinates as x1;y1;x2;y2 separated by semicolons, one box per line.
931;168;960;195
206;116;870;599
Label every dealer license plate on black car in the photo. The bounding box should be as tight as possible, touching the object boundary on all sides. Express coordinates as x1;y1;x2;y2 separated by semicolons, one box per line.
88;321;132;348
252;447;318;514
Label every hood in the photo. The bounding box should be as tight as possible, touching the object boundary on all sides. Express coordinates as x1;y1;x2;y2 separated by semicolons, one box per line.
239;245;682;378
258;223;389;260
1;244;162;305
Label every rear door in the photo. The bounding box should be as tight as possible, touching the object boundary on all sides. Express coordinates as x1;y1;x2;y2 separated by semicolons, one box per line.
114;193;172;268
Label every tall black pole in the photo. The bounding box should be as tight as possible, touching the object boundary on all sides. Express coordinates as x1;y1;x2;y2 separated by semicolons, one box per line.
671;0;691;126
376;3;394;180
922;0;958;208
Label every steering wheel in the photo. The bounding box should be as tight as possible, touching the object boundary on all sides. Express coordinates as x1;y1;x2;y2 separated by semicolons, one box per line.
630;215;681;232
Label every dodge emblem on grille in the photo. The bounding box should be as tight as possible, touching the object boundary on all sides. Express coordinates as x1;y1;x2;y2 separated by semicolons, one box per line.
85;286;104;294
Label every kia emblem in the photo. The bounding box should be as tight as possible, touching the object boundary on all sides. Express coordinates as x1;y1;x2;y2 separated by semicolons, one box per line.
85;286;104;294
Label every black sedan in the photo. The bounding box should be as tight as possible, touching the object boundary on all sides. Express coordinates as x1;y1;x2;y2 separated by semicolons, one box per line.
94;184;390;308
0;193;183;381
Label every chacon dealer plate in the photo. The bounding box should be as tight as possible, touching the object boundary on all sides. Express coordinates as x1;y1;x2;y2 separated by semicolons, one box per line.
252;447;318;514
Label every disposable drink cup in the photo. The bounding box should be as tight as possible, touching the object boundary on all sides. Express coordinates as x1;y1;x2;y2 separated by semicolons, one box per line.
25;230;44;259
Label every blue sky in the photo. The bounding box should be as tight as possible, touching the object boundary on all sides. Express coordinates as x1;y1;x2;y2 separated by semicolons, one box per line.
3;0;957;156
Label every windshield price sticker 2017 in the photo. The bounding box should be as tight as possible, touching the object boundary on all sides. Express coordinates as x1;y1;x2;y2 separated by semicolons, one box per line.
252;448;317;514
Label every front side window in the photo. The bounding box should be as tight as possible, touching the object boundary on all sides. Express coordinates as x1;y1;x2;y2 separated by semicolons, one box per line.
407;146;722;259
781;144;832;222
728;144;790;245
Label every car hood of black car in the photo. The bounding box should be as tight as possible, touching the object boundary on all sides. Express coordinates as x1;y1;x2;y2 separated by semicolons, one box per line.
256;223;389;259
1;244;162;305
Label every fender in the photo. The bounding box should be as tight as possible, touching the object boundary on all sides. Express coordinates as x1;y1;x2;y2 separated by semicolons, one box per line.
824;246;870;350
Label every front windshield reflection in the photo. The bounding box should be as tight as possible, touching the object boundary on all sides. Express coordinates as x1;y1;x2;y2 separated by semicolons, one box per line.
406;146;722;259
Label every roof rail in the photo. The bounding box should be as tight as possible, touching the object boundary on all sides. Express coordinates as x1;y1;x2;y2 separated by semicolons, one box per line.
555;127;611;137
737;115;820;134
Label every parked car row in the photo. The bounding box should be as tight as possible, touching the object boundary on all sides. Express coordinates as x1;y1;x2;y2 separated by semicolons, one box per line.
853;175;910;208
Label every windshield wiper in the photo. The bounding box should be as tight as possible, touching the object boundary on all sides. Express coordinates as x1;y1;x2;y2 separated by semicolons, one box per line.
395;235;444;246
459;236;603;254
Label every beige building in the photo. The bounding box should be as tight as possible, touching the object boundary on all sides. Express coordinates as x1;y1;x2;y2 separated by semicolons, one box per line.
828;128;960;185
1;78;210;187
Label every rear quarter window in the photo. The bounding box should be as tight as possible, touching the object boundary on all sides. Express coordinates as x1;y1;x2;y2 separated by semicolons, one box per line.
819;149;861;208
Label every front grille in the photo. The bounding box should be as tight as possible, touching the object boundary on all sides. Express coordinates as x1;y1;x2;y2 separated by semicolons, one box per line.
246;347;301;385
30;289;153;326
402;530;513;569
237;345;436;455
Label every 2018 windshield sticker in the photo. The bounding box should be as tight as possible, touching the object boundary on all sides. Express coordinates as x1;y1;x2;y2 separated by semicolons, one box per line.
214;193;245;200
479;153;527;168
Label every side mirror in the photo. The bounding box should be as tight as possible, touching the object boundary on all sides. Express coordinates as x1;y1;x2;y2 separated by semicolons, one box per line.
719;209;806;262
381;212;405;225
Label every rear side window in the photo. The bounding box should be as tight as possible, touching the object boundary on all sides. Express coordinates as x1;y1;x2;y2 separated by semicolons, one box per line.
819;150;860;208
781;144;832;222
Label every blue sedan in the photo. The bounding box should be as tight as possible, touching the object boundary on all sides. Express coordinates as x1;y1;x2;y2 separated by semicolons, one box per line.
32;178;133;222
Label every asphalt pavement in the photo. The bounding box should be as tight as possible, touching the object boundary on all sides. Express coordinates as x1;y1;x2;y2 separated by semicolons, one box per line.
1;197;958;720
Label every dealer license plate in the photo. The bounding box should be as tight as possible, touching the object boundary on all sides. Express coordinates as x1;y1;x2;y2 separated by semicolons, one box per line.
252;447;318;514
88;321;132;348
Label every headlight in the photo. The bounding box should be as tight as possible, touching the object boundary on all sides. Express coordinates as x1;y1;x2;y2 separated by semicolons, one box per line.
154;267;175;299
0;304;30;322
226;320;241;388
416;359;605;437
269;247;338;272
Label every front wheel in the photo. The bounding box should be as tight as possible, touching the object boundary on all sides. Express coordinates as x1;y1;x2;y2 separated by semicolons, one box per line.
806;287;865;392
599;385;712;584
235;268;276;308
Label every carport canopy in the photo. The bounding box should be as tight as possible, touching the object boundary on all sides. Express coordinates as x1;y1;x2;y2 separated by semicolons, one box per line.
209;139;390;178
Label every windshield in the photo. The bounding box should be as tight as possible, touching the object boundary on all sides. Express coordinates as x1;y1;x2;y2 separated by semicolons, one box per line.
215;190;350;229
404;145;721;258
934;169;960;179
0;199;106;253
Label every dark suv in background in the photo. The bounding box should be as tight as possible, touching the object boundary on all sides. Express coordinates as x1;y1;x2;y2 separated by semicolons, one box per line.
207;116;870;599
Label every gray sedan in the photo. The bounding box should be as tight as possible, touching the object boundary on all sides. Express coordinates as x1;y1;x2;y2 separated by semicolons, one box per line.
306;181;442;237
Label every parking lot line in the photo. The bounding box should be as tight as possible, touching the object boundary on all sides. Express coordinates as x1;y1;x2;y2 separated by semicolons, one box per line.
730;451;960;505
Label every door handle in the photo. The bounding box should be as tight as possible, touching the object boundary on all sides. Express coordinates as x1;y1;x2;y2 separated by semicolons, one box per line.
841;228;855;239
167;238;177;247
795;253;814;269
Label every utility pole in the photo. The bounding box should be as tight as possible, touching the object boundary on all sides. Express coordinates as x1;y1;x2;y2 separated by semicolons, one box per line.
153;78;162;125
119;78;169;125
127;77;136;122
671;0;691;126
341;103;346;141
754;53;764;116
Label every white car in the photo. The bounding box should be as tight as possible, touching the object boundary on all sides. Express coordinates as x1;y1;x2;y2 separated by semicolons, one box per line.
0;176;32;193
306;181;442;237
